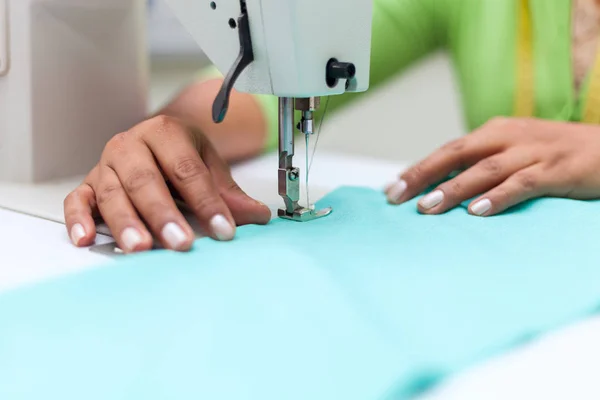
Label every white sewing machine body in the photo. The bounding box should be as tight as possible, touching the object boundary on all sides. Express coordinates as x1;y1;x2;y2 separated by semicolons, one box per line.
164;0;373;97
164;0;373;222
0;0;148;184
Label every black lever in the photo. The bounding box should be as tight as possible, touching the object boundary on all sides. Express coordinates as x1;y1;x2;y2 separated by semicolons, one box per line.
212;1;254;123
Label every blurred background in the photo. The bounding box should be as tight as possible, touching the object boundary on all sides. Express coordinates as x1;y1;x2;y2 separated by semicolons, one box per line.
147;0;465;164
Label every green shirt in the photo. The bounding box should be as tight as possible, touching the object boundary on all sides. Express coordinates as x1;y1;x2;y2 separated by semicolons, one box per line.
202;0;588;151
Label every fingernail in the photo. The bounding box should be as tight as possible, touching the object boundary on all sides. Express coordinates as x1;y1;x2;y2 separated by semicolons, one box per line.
121;227;143;252
386;180;408;203
210;214;235;241
419;190;444;209
70;223;86;246
471;198;492;216
162;222;188;250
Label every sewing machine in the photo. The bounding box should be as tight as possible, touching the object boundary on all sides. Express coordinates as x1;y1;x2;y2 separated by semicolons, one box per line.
163;0;373;221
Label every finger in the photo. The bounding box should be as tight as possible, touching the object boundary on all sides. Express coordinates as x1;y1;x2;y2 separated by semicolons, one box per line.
198;135;271;226
142;117;269;234
64;182;97;247
103;131;196;250
133;116;237;241
418;150;537;214
95;165;154;253
467;164;548;217
386;127;508;205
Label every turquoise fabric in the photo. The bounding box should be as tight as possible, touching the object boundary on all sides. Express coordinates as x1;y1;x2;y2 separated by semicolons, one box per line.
1;187;600;400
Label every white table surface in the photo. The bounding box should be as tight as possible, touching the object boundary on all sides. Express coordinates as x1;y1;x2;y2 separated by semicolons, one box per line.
1;152;600;399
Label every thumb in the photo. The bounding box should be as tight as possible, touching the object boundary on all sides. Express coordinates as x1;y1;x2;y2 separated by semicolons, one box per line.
220;184;272;226
199;136;271;226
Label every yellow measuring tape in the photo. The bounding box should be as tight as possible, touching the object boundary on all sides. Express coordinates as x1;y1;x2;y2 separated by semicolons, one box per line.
515;0;600;123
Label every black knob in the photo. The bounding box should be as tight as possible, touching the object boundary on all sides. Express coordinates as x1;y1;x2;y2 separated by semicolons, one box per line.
326;59;356;88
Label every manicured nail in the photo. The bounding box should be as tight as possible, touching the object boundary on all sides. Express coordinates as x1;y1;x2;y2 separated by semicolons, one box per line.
419;190;444;209
210;214;235;241
162;222;188;249
386;180;408;203
121;227;143;252
70;223;86;246
471;199;492;216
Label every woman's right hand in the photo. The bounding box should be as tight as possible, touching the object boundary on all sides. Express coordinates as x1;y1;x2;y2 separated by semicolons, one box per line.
63;115;272;253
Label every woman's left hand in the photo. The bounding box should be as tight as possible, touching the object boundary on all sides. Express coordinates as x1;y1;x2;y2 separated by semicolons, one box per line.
385;117;600;216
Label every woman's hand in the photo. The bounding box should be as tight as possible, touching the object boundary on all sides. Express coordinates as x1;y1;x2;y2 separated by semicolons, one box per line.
64;115;271;253
385;117;600;216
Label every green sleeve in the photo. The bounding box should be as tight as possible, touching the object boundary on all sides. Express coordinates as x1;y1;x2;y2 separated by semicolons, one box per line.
198;0;453;152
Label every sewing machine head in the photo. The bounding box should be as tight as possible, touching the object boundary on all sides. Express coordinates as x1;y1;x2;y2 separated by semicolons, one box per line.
164;0;374;221
163;0;373;98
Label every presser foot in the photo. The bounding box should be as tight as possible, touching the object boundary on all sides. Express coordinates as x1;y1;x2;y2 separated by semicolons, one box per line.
277;206;333;222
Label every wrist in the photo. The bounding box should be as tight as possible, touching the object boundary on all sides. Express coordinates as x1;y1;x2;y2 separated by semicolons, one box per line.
159;79;267;163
